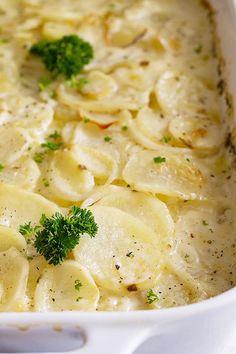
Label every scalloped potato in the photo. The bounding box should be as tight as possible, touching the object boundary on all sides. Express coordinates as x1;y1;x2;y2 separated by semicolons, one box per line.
0;0;234;312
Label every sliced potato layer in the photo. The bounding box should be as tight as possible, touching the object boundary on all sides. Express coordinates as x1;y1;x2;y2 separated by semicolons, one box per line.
94;189;174;245
0;158;40;191
123;147;212;200
45;150;94;202
74;205;162;293
0;226;27;252
141;262;207;309
0;182;60;229
0;247;29;311
172;201;236;296
35;261;99;311
70;144;118;185
169;115;223;153
155;70;220;119
0;126;31;165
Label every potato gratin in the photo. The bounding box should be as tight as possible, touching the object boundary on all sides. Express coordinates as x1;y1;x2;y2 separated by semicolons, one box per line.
0;0;235;312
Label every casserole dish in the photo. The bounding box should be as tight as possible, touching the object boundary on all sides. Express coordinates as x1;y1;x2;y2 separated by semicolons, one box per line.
0;0;236;353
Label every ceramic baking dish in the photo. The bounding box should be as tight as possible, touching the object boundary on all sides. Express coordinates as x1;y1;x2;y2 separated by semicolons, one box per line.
0;1;236;353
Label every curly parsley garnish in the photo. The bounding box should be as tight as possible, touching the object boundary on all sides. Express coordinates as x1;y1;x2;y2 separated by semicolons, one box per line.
19;206;98;265
19;221;35;236
30;35;94;80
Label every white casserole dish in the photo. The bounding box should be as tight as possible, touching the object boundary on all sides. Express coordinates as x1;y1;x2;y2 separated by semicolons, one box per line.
1;1;236;353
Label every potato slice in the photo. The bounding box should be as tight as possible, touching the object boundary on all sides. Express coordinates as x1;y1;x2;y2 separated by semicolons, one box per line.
136;106;168;141
27;256;48;306
79;108;118;126
34;261;99;311
172;201;236;296
80;71;118;99
0;182;60;229
2;98;54;140
95;189;174;246
0;247;29;311
0;126;31;165
0;225;27;252
58;81;150;113
45;150;94;202
141;261;207;309
62;121;132;174
155;70;220;118
70;144;118;184
122;147;213;200
74;205;162;293
105;15;146;48
81;185;124;209
168;115;223;153
0;158;40;191
126;113;161;150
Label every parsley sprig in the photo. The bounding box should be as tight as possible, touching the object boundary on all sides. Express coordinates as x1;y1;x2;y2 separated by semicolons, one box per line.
19;206;98;265
19;222;35;236
30;35;93;80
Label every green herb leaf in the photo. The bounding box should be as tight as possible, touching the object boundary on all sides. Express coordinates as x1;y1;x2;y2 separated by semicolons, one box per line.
75;279;82;291
0;164;4;172
147;289;159;304
33;152;45;164
19;222;34;236
163;136;171;144
30;35;94;80
41;141;62;151
153;156;166;164
104;136;112;143
43;178;50;187
34;206;98;265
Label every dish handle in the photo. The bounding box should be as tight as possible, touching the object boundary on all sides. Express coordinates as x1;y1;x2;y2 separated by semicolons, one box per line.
76;324;151;354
